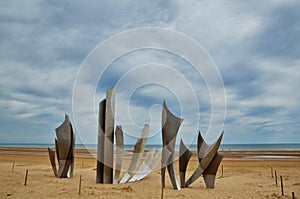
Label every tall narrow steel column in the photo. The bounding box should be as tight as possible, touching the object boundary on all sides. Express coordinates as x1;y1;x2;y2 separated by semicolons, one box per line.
103;87;115;184
96;87;115;184
96;99;106;183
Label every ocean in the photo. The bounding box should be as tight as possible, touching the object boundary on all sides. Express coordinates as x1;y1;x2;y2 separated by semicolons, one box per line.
0;143;300;151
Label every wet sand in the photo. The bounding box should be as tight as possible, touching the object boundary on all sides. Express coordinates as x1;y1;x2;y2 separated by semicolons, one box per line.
0;147;299;198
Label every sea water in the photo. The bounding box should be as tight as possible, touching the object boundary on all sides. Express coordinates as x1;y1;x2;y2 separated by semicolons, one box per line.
1;143;300;151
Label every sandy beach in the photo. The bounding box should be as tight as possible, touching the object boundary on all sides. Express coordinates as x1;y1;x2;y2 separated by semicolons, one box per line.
0;147;299;199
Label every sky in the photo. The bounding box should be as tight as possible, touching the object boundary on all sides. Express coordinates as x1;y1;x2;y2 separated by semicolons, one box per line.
0;0;300;145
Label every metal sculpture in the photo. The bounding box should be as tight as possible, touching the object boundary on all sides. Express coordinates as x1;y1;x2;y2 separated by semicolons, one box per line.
95;87;157;184
161;101;183;190
179;140;193;188
129;148;161;182
93;87;224;189
113;125;124;184
120;124;149;183
184;131;224;188
129;148;155;182
48;114;75;178
96;87;115;184
203;152;223;188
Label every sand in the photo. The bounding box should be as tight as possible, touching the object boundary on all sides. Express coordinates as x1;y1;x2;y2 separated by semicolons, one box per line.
0;147;299;199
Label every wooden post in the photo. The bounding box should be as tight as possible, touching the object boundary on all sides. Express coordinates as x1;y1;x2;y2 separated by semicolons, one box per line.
79;175;82;195
292;192;295;199
271;167;273;178
11;161;15;172
275;170;277;185
161;184;164;199
280;176;284;196
24;170;28;186
222;165;224;177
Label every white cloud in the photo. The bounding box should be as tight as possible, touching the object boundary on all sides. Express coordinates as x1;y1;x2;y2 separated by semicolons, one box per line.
0;0;299;144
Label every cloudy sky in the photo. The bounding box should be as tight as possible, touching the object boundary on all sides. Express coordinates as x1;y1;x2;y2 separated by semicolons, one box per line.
0;0;300;145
